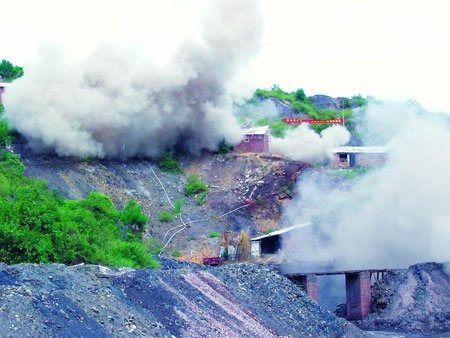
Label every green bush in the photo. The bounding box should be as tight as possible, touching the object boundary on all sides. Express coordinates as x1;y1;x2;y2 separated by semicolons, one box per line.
185;173;208;196
209;231;222;238
264;229;275;235
158;211;174;222
171;248;182;257
218;141;232;154
0;59;24;82
158;151;183;174
119;198;147;240
197;191;207;205
0;150;158;268
173;199;182;215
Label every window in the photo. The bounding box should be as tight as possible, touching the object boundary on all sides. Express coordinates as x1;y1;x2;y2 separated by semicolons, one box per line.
339;154;348;162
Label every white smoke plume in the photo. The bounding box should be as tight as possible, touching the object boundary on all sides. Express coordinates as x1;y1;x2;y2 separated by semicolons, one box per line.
282;100;450;270
3;0;262;159
271;124;350;163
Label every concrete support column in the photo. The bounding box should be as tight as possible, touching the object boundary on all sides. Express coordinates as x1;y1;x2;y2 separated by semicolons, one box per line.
293;275;318;302
345;271;371;320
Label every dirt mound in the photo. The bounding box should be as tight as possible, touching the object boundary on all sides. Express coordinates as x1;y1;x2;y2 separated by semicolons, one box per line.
359;262;450;333
0;262;367;337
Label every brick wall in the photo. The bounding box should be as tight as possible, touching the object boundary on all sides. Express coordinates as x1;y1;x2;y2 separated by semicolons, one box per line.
355;153;387;167
291;275;318;302
234;133;269;153
345;271;371;320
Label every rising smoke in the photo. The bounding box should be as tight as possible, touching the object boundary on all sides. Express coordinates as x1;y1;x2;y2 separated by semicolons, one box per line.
3;0;262;159
271;124;350;163
282;100;450;270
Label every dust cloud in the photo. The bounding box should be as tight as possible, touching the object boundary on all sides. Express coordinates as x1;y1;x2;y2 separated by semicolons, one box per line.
271;124;350;163
282;101;450;269
3;0;262;159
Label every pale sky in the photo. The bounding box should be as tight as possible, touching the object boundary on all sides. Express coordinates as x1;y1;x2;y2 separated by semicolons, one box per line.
1;0;450;112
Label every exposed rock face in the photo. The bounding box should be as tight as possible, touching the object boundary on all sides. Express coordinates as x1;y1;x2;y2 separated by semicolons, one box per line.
309;95;343;111
358;262;450;333
0;261;367;338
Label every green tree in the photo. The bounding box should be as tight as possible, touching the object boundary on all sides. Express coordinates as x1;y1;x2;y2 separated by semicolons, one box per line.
119;198;147;240
0;59;24;82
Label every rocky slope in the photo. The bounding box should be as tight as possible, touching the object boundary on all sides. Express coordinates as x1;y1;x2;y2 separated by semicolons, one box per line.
357;262;450;333
11;143;308;260
0;260;366;338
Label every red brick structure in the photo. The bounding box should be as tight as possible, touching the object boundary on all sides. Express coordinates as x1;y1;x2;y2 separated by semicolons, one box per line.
291;275;318;301
345;271;372;320
331;146;387;168
285;269;396;320
234;126;269;153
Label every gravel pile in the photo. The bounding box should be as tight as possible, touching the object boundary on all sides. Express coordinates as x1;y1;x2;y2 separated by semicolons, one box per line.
357;262;450;333
0;261;367;337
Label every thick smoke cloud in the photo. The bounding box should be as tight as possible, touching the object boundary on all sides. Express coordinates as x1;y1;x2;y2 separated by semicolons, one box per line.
271;125;350;163
283;101;450;270
4;0;262;159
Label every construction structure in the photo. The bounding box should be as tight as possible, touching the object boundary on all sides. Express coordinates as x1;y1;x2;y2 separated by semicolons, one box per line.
234;125;270;153
284;269;399;320
331;146;387;168
250;223;311;258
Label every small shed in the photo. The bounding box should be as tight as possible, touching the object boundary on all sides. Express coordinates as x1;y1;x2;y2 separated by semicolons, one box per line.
0;82;11;104
250;223;311;257
234;125;270;153
331;146;387;168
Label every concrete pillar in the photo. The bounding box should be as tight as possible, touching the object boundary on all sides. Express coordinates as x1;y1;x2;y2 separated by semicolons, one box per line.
345;271;371;320
293;275;318;302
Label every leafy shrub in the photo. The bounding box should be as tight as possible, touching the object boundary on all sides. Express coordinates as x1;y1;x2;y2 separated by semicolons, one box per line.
256;197;264;205
158;211;174;222
0;59;24;82
173;199;182;215
145;236;163;255
0;150;158;268
218;141;232;154
185;173;208;196
119;198;147;240
209;231;222;238
158;151;183;174
264;229;275;235
171;248;182;257
197;191;207;205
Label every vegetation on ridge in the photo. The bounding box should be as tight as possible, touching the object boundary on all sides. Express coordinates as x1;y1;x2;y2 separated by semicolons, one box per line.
0;150;159;268
236;85;366;137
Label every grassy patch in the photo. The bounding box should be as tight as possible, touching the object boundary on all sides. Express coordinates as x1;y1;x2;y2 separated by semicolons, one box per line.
171;248;182;257
197;191;207;205
209;231;222;238
158;211;174;222
158;151;183;175
185;173;208;196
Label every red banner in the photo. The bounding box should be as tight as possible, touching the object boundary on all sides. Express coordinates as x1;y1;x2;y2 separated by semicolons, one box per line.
284;118;344;124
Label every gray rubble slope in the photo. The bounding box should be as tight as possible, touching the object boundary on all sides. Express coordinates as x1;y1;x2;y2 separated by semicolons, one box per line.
359;262;450;333
0;261;366;338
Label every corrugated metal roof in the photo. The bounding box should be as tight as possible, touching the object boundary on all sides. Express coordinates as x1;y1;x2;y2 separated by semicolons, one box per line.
332;146;388;154
243;125;269;135
251;222;311;241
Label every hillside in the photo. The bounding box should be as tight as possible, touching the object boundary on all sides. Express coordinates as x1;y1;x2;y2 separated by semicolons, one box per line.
0;260;366;338
12;143;308;261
